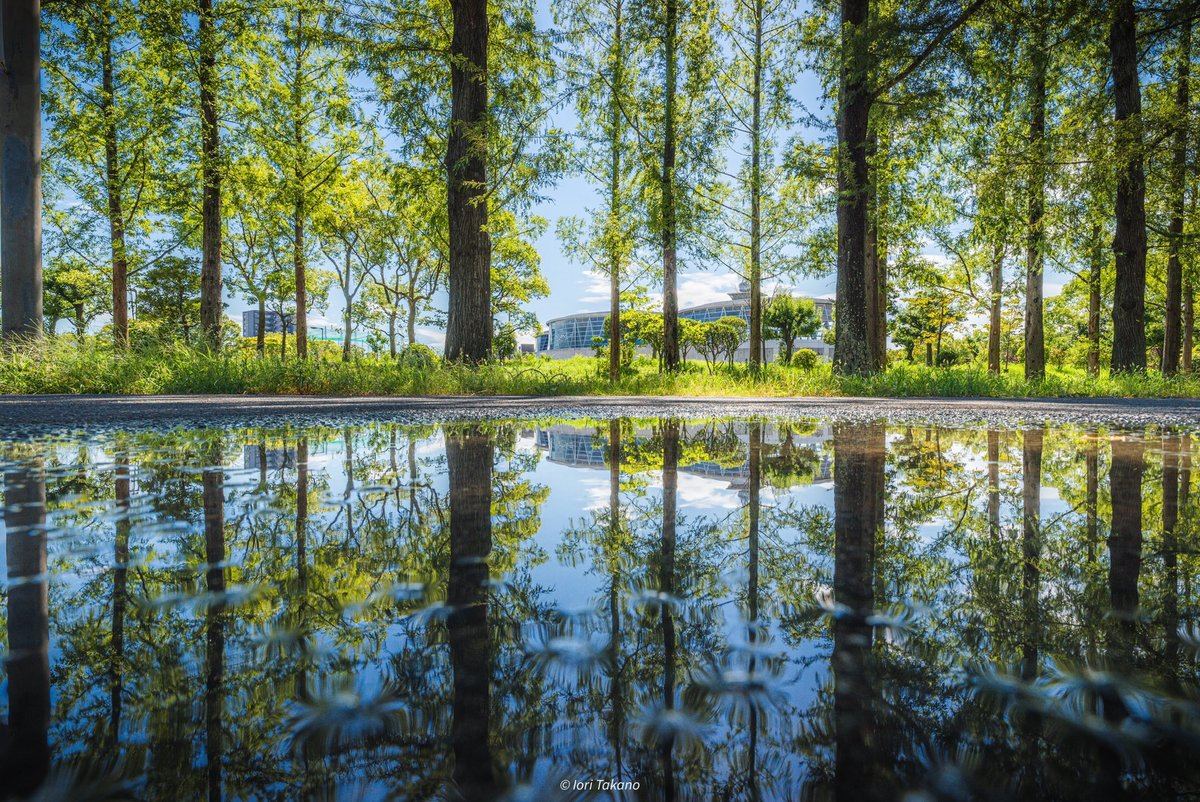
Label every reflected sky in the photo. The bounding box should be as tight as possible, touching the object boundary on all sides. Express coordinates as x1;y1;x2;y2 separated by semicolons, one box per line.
0;418;1198;801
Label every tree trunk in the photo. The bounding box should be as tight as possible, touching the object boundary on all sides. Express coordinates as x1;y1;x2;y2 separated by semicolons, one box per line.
197;0;222;350
988;242;1003;375
831;423;883;801
1110;0;1147;373
1088;225;1103;377
444;0;492;363
101;22;129;348
1162;16;1190;375
659;419;679;797
293;207;307;361
1109;435;1144;639
660;0;680;372
1024;4;1046;381
748;0;764;373
256;296;265;356
865;128;880;370
2;462;49;795
406;296;417;347
202;446;225;802
0;0;43;341
1020;427;1043;686
342;292;352;363
1184;279;1195;373
833;0;872;375
445;426;497;799
111;452;129;740
608;0;625;384
1086;435;1098;561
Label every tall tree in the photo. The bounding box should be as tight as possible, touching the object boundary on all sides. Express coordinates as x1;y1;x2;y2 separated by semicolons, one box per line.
635;0;720;371
43;0;179;347
444;0;492;362
248;0;355;360
829;0;982;375
555;0;645;382
0;0;43;340
714;0;804;370
197;0;223;349
1162;15;1190;375
1109;0;1147;372
1024;0;1047;380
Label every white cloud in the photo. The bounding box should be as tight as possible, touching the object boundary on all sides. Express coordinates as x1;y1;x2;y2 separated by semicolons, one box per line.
678;271;742;307
416;327;445;348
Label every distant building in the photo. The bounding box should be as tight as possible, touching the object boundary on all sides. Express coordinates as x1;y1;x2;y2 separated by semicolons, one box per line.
241;311;341;342
242;310;293;337
534;281;834;362
535;422;833;491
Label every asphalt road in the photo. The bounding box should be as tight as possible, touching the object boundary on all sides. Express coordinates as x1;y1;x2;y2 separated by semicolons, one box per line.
0;393;1197;433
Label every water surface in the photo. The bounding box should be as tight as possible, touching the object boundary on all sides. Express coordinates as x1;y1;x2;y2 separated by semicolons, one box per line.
0;416;1197;800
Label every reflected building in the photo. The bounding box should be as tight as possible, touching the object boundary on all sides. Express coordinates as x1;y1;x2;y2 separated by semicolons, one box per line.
535;422;832;492
535;281;835;362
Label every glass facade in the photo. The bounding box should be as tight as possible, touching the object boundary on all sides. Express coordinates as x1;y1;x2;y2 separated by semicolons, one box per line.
536;298;834;352
545;314;607;350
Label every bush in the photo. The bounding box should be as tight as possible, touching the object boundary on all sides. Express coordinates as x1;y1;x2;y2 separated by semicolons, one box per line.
398;342;440;369
791;348;820;371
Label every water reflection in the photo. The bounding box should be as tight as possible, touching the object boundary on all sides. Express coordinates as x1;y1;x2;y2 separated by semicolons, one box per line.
0;418;1198;800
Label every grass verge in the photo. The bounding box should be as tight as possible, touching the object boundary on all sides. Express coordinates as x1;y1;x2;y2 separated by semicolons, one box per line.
2;338;1199;398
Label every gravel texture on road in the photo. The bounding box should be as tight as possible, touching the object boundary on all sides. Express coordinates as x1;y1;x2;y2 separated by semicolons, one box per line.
0;394;1197;435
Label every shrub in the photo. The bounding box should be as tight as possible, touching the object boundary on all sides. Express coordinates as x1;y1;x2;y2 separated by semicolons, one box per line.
791;348;819;371
399;342;440;369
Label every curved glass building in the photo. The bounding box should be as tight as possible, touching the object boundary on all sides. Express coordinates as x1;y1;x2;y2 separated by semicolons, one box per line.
535;281;834;362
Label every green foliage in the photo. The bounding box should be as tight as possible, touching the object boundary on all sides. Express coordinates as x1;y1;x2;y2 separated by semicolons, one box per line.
764;294;821;362
791;348;819;371
398;342;440;370
6;341;1200;398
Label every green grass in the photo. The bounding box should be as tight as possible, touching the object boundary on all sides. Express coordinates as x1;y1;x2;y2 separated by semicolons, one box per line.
2;337;1199;398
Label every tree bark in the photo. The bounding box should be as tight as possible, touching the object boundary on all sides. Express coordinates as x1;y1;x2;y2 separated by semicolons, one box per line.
607;0;625;383
444;0;492;363
1163;16;1190;375
748;0;764;372
0;0;43;341
661;0;680;372
988;242;1003;375
659;419;679;796
101;20;129;348
342;291;352;363
197;0;222;350
256;295;265;356
1025;4;1046;381
1;462;49;795
865;128;880;370
202;446;225;802
1020;427;1043;682
1110;0;1147;373
1108;435;1144;631
292;12;308;361
831;422;884;801
833;0;872;375
1088;225;1103;377
445;425;497;798
1184;279;1194;373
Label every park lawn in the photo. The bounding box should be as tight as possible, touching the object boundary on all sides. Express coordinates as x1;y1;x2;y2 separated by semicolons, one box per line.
2;338;1199;398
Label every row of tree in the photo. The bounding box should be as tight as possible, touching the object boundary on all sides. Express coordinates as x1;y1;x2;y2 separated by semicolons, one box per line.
1;0;1198;379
